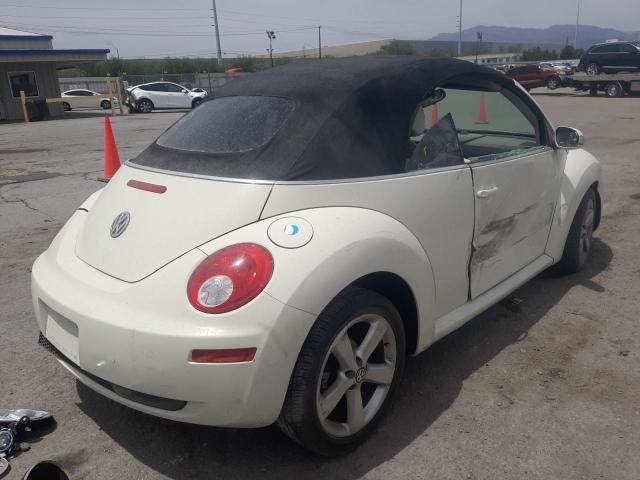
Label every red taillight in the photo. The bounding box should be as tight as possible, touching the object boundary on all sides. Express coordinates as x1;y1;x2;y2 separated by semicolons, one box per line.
187;243;273;314
191;348;257;363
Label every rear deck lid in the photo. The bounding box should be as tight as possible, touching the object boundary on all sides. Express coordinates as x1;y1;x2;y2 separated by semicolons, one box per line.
75;165;272;282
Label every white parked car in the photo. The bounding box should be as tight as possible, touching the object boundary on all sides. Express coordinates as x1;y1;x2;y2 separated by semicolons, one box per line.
33;58;602;455
126;81;207;113
61;89;116;111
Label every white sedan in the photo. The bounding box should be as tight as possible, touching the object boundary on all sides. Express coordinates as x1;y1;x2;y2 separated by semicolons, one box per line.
126;82;207;113
33;57;601;455
61;89;116;111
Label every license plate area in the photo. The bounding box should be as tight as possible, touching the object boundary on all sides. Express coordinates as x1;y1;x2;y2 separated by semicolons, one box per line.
43;303;79;364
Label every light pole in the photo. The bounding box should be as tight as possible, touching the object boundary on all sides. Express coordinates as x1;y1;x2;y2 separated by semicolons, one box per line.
211;0;223;66
266;30;276;68
574;0;581;49
458;0;463;56
475;31;483;64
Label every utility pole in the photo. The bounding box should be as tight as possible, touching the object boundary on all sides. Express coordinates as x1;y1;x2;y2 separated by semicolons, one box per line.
211;0;223;66
475;31;483;64
458;0;463;56
574;0;581;49
266;30;276;67
318;26;322;59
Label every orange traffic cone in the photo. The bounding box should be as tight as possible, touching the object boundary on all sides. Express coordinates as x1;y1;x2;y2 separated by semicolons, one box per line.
429;102;440;128
476;94;488;124
103;116;121;181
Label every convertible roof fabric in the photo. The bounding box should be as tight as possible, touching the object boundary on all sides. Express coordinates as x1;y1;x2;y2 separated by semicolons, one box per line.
131;56;511;181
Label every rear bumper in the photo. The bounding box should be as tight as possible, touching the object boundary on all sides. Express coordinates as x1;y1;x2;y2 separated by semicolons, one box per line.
31;212;316;427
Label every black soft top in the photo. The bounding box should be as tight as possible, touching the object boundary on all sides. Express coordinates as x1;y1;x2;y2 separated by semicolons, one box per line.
132;56;513;181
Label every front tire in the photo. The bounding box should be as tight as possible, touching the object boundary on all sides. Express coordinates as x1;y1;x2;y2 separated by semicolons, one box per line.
557;189;597;274
191;98;203;108
100;100;112;109
278;287;405;456
138;99;153;113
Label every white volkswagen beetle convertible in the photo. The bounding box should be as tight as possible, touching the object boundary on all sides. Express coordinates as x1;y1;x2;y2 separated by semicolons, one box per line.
32;57;601;455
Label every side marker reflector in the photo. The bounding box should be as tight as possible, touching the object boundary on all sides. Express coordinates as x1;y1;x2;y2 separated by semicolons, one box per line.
191;348;257;364
127;179;167;194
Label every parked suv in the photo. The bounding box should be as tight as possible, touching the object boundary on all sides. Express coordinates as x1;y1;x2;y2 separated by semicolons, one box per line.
578;42;640;75
126;82;207;113
506;65;563;90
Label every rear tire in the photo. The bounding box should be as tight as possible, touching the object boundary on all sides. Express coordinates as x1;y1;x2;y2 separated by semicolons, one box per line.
547;77;561;90
557;189;597;274
62;102;71;111
585;63;600;76
278;286;405;456
605;82;622;98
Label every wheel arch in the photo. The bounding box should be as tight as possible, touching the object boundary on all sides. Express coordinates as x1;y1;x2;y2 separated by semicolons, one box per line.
137;97;154;108
352;272;419;355
546;150;603;261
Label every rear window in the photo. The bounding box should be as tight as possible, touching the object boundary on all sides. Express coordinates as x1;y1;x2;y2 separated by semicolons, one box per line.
156;96;295;154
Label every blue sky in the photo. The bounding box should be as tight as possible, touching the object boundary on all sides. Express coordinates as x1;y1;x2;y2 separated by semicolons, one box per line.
1;0;638;58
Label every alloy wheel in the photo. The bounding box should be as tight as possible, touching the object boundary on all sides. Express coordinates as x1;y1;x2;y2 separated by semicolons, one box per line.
579;197;595;265
586;64;599;76
316;313;397;438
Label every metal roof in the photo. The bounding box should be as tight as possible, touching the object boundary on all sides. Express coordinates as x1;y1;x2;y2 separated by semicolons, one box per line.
0;26;52;39
0;48;109;55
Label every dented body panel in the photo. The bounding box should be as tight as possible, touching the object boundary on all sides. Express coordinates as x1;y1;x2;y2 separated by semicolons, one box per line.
469;148;564;298
545;149;602;261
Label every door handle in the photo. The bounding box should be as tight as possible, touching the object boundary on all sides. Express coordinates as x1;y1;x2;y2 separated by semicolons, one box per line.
476;186;499;198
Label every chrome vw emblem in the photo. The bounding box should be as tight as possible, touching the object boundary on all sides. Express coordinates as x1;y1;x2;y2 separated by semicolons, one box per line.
355;366;368;384
110;211;130;238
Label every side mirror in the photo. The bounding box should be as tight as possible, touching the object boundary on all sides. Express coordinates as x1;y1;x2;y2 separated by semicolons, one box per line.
421;88;446;108
182;89;189;94
555;126;584;149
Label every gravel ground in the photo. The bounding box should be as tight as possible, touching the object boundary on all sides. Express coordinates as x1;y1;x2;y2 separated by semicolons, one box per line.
1;94;639;480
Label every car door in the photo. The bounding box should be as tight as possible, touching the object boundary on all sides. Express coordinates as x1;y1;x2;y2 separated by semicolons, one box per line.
78;90;97;109
458;89;562;298
165;83;190;108
145;84;168;108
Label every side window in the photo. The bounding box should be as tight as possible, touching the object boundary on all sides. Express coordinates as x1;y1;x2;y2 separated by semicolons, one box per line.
418;88;544;163
601;44;620;53
590;45;604;54
620;43;637;53
65;90;80;96
9;71;39;98
166;84;184;92
77;90;93;96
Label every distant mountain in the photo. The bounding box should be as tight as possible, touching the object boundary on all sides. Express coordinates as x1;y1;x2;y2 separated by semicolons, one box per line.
431;24;640;50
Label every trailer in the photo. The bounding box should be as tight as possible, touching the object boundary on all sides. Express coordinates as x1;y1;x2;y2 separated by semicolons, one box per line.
568;72;640;97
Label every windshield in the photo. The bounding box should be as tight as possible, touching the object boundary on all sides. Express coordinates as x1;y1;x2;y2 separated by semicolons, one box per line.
156;96;295;155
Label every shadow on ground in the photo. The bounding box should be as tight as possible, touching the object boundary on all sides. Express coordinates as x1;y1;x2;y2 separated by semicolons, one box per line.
76;239;613;480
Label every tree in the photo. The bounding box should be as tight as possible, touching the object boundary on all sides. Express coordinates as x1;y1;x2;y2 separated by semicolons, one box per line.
379;40;417;56
560;45;584;59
